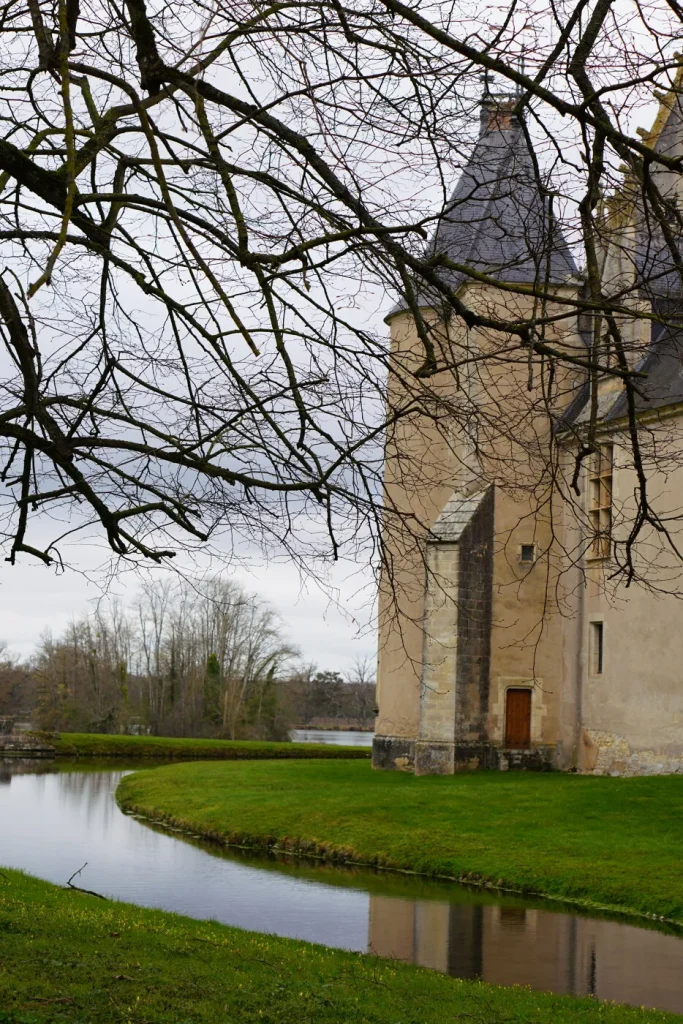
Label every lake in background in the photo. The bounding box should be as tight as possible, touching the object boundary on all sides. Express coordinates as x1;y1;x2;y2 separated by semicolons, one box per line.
290;729;373;746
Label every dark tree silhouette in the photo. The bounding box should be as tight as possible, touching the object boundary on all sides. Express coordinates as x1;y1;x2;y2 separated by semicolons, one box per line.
0;0;681;588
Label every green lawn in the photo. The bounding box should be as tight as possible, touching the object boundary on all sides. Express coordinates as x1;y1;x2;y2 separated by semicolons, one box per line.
118;759;683;922
0;868;678;1024
47;731;369;759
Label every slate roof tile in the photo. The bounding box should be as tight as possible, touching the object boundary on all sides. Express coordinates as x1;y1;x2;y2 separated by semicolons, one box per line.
430;489;488;543
390;103;577;318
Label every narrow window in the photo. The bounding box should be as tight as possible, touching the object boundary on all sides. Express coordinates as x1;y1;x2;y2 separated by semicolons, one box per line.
602;331;613;369
590;622;604;675
577;283;592;342
588;444;613;559
520;544;536;564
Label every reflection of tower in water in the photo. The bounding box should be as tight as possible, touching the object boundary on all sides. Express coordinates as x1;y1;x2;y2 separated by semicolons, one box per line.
367;894;683;1015
368;897;484;977
447;904;483;979
588;941;597;996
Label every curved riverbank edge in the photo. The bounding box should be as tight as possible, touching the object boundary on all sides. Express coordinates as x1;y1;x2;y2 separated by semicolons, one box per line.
2;868;679;1024
118;801;680;929
116;760;683;929
45;731;370;759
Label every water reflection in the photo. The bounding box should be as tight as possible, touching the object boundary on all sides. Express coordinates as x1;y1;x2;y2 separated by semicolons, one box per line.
0;761;369;949
2;758;683;1015
0;757;55;783
369;898;683;1012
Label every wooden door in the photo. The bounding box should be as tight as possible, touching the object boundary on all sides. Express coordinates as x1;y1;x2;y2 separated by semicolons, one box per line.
505;688;531;748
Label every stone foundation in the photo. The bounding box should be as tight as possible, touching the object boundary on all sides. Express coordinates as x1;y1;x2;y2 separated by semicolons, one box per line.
374;735;555;774
0;732;55;758
415;740;455;775
372;735;415;771
375;731;683;776
582;729;683;776
497;745;556;771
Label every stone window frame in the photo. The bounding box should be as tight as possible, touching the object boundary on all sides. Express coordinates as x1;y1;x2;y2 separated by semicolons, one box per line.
588;618;605;677
518;542;537;564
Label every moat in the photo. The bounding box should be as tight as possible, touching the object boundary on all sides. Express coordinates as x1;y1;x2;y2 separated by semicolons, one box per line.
2;757;683;1015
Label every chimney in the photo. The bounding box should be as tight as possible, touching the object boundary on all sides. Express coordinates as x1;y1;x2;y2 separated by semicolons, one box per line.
479;95;518;134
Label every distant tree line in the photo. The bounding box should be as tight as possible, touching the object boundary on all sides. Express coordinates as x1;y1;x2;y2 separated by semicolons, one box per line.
0;579;376;740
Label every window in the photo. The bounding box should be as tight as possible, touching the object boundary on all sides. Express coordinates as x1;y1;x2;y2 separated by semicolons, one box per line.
588;444;613;559
577;309;593;342
589;622;604;675
520;544;536;564
577;305;611;368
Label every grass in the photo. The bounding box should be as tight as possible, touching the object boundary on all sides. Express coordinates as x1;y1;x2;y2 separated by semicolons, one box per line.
118;759;683;923
0;868;679;1024
46;731;369;760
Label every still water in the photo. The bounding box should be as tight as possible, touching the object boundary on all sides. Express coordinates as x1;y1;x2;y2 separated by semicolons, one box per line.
290;729;373;746
2;758;683;1015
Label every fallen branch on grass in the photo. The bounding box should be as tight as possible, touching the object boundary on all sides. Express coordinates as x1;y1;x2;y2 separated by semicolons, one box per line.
65;862;108;900
29;996;76;1005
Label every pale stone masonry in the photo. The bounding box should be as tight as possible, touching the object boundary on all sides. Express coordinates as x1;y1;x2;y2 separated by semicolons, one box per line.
374;85;683;776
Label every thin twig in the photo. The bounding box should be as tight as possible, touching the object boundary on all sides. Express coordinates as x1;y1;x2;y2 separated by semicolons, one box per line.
65;862;108;900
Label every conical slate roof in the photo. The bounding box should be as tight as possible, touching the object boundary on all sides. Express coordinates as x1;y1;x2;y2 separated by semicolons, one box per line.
389;97;577;318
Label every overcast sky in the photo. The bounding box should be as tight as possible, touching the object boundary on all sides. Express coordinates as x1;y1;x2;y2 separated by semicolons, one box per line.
0;44;659;674
0;538;377;673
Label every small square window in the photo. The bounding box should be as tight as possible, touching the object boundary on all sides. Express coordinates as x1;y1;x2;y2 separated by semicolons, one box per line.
520;544;536;563
589;622;604;675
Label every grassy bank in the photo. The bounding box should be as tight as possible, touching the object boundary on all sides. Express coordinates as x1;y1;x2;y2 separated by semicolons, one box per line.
0;868;678;1024
47;731;369;759
118;759;683;923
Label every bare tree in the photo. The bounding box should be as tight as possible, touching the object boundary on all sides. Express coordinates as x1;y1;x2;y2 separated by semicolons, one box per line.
34;601;134;730
137;579;175;730
0;0;682;599
0;642;35;721
345;656;377;730
33;575;295;735
285;663;319;728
